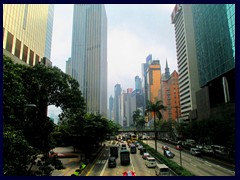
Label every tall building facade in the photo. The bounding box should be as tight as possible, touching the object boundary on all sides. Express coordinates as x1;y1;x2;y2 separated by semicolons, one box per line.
3;4;54;66
142;54;153;107
161;68;181;122
135;76;142;90
171;4;200;122
65;57;72;76
114;84;122;124
146;60;162;103
71;4;107;117
192;4;235;120
108;95;114;120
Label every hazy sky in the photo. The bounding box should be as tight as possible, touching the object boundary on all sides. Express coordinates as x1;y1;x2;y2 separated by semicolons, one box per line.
51;4;177;100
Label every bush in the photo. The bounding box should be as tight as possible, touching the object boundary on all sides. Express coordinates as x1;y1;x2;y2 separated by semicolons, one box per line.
139;141;195;176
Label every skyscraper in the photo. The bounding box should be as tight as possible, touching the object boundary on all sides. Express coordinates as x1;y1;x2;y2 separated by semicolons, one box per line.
192;4;235;120
65;57;72;76
171;4;200;122
135;76;142;91
146;60;162;103
114;84;122;124
108;95;114;120
71;4;107;117
3;4;54;66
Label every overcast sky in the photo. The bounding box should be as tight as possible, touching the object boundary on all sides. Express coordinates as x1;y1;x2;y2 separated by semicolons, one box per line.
51;4;177;101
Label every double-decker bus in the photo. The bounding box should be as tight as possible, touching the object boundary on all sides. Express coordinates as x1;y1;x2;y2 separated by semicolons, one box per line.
120;149;130;165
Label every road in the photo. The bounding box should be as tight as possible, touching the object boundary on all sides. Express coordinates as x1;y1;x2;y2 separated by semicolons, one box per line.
85;141;172;176
144;140;235;176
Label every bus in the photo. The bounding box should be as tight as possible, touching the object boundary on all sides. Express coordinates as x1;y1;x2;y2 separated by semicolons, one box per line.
130;134;137;143
130;144;137;154
120;150;130;165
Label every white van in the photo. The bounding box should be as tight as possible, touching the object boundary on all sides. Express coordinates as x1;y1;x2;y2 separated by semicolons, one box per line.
155;164;170;176
145;157;156;168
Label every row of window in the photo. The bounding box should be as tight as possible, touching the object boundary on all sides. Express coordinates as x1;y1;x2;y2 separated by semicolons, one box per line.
4;28;40;66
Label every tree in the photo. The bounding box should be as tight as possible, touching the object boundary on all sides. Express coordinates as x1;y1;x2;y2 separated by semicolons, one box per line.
3;55;85;175
132;109;145;130
145;100;166;151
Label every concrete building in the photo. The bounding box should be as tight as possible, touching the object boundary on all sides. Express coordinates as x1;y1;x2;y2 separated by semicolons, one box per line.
171;4;200;123
108;95;114;120
3;4;54;66
65;57;72;76
114;84;122;124
71;4;107;117
161;62;181;122
146;60;162;103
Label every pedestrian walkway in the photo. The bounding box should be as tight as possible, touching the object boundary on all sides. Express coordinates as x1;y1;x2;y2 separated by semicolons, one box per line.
51;146;82;176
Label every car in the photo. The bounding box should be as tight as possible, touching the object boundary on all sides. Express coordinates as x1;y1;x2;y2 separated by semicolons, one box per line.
138;145;143;150
162;145;169;150
142;152;150;159
145;157;157;168
123;170;136;176
140;148;147;155
108;156;117;168
164;150;175;158
190;148;201;156
175;145;183;151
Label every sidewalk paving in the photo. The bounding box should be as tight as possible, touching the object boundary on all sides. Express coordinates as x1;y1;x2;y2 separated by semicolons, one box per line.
51;146;82;176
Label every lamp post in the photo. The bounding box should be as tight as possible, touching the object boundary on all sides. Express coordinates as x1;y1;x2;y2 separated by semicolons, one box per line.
175;106;182;167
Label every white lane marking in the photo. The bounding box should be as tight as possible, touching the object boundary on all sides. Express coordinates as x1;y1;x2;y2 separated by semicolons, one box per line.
190;163;197;167
100;159;108;176
130;155;135;173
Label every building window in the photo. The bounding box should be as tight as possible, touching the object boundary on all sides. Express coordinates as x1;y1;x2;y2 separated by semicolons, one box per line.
22;45;28;63
6;32;14;53
29;50;34;66
14;39;21;58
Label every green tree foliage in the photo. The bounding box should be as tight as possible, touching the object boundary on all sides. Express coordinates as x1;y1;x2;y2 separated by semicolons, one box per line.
132;109;146;130
3;55;85;175
145;100;166;151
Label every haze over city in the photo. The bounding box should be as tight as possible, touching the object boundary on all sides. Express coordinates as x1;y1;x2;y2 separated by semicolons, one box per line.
51;4;177;98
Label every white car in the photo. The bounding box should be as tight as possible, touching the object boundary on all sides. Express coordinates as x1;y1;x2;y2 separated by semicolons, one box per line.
145;157;156;168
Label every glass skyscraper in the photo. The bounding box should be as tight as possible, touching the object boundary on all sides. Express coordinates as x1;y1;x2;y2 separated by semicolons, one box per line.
71;4;107;117
3;4;54;66
192;4;235;87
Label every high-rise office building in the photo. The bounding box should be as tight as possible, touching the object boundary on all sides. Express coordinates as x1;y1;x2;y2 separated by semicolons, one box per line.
192;4;235;120
135;76;142;91
108;95;114;120
65;57;72;76
171;4;200;122
71;4;107;117
114;84;122;124
146;60;162;103
3;4;54;66
142;54;153;110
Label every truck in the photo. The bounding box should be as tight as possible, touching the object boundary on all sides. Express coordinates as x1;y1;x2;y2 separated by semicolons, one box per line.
110;145;119;158
120;149;130;165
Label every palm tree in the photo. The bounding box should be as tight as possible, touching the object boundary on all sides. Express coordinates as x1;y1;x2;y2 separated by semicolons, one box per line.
145;99;166;151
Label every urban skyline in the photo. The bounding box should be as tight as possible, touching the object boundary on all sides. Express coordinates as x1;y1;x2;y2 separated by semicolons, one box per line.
51;4;177;98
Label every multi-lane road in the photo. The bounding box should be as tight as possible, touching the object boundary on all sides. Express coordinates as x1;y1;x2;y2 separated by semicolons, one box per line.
144;140;235;176
85;140;235;176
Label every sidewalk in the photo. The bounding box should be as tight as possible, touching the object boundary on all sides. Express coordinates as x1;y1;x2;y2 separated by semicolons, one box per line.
51;146;82;176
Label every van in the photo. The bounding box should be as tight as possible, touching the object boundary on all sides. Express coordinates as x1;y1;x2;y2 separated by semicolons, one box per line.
145;157;156;168
190;148;201;156
155;164;170;176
